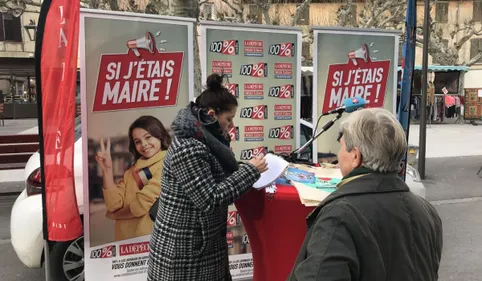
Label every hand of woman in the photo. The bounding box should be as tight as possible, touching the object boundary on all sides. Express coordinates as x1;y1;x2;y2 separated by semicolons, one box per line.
248;154;268;173
95;137;113;173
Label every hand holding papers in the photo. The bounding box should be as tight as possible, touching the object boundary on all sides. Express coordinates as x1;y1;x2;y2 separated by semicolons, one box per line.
252;153;289;189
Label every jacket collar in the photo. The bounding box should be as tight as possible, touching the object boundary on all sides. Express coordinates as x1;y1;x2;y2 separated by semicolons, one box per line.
306;172;409;227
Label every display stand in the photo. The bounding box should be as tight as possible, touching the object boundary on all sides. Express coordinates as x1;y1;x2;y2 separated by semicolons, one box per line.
235;185;315;281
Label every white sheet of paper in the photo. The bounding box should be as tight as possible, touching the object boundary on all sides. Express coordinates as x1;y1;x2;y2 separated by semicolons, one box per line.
252;153;289;189
478;89;482;98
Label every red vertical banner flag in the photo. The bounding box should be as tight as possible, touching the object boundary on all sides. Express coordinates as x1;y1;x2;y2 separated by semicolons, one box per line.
35;0;83;241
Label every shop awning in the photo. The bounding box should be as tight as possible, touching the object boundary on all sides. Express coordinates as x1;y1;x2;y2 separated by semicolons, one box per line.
396;65;470;72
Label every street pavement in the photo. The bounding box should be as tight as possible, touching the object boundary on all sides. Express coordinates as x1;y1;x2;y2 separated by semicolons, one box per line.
0;120;482;280
0;119;38;135
0;195;46;281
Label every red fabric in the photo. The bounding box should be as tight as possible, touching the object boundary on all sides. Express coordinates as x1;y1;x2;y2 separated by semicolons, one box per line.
40;0;82;241
235;185;315;281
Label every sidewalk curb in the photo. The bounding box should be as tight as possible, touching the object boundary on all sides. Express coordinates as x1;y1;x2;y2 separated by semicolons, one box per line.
0;182;24;196
0;191;21;197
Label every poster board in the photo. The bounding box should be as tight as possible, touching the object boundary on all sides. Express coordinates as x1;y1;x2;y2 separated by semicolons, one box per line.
464;88;482;120
80;9;194;280
312;27;400;163
200;21;302;280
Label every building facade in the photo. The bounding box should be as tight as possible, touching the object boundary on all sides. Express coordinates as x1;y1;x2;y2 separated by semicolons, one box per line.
0;0;41;118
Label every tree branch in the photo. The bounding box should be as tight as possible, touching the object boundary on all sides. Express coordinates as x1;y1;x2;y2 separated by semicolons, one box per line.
0;0;41;16
290;0;311;26
464;52;482;67
220;0;243;22
454;24;482;50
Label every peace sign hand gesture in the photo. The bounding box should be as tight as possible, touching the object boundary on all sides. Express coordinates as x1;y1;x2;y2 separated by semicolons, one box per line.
95;137;113;173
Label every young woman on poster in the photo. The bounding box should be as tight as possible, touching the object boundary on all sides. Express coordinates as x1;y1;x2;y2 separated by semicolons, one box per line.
95;115;171;242
147;74;268;281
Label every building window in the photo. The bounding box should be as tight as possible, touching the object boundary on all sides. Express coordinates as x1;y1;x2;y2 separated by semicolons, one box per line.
474;0;482;22
470;38;482;63
296;4;310;25
435;1;448;23
0;13;23;42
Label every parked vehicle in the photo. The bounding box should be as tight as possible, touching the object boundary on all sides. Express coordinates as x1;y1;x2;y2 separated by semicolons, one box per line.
10;118;425;281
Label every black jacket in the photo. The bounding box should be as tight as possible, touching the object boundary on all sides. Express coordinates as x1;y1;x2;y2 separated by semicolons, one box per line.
287;172;443;281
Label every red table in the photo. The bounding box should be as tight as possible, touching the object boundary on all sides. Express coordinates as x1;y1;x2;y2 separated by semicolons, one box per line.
235;184;315;281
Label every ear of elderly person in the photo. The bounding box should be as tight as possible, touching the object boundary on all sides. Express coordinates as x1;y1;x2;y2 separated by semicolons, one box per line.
288;108;443;281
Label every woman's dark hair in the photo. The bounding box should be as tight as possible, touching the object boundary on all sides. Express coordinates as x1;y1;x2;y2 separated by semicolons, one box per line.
195;73;238;113
128;115;172;160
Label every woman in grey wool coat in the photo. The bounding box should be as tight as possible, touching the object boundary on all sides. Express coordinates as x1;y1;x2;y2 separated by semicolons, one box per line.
147;73;268;281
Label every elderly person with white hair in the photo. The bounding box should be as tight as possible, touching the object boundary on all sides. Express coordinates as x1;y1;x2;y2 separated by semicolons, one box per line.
288;108;443;281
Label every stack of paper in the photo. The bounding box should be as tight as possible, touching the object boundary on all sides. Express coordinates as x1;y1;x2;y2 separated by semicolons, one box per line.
252;153;289;189
286;164;343;207
251;157;344;207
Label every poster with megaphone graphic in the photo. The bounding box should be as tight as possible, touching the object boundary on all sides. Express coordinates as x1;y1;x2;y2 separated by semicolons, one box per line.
312;27;400;161
80;9;194;281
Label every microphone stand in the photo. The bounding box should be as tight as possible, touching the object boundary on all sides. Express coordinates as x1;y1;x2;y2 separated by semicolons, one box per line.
288;112;344;165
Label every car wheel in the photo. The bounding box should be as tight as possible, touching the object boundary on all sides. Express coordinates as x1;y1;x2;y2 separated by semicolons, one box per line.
49;236;84;281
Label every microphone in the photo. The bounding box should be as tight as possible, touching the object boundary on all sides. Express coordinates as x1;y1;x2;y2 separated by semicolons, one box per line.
289;96;367;164
321;96;367;116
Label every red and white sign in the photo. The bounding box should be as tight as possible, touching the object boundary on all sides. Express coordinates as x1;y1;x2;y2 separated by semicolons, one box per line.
268;42;294;57
268;84;293;99
212;60;233;77
90;245;116;259
244;125;264;142
274;104;292;120
239;105;268;120
227;211;237;226
274;145;293;153
244;40;264;56
119;242;149;256
244;83;264;100
93;46;184;112
209;40;239;55
239;146;268;160
228;126;239;141
323;55;390;111
226;83;239;98
240;62;267;78
38;0;83;241
268;125;292;140
274;62;293;79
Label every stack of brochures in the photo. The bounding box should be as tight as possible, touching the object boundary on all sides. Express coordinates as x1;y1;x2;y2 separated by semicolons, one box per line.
283;164;343;206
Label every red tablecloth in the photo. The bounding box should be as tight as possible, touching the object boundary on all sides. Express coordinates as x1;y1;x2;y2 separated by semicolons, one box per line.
235;185;315;281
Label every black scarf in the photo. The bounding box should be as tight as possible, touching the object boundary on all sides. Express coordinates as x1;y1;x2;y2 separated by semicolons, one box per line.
172;102;239;175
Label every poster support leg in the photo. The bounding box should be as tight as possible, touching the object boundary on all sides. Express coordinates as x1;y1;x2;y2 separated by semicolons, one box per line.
418;0;430;179
44;240;51;281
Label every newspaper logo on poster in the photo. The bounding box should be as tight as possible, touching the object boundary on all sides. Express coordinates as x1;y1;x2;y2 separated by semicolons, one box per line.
93;32;184;112
323;43;390;112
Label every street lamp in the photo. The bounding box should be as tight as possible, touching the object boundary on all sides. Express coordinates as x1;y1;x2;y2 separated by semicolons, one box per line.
23;19;37;41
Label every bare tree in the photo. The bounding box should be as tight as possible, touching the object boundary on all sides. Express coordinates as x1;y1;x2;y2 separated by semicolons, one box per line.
337;0;482;67
419;19;482;66
0;0;41;16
